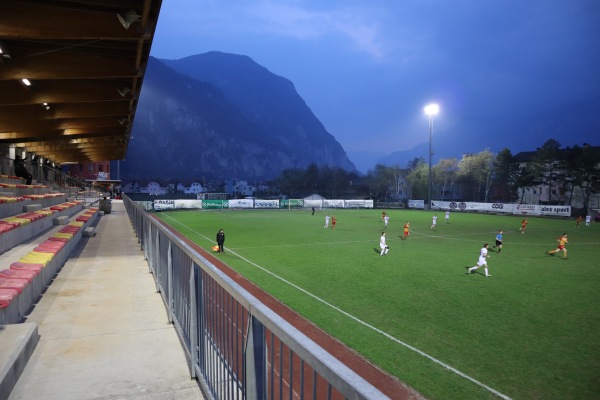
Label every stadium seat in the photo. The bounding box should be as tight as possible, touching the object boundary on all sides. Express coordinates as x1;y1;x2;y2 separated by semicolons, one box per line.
19;253;53;266
53;232;74;239
0;288;18;308
10;262;44;275
0;268;36;283
0;277;28;294
48;236;69;243
33;246;60;254
37;241;65;249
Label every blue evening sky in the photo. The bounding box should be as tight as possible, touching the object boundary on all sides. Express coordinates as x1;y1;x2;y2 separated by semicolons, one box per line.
150;0;600;169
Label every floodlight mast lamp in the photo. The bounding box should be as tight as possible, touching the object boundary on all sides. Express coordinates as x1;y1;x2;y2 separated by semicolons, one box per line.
424;103;439;211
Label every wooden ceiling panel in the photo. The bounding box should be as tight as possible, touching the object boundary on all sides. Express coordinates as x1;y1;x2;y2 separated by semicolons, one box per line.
0;50;140;80
0;1;143;40
0;0;161;162
0;79;133;105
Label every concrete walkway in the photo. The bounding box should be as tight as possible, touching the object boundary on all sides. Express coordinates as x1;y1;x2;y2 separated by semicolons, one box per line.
7;201;205;400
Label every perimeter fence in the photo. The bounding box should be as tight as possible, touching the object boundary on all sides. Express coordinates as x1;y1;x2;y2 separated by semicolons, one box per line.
123;194;389;400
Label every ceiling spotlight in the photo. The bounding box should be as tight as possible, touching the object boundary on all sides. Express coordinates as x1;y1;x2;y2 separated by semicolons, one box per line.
117;87;130;97
117;10;141;30
21;78;32;86
45;106;50;110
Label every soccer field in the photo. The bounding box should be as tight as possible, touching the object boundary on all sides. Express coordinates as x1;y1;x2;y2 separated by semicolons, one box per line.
157;208;600;400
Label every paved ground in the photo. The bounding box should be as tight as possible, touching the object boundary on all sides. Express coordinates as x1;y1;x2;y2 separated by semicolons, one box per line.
7;201;205;400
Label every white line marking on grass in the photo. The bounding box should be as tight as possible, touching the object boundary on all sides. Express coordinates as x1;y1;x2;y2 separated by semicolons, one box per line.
231;239;375;250
162;214;512;399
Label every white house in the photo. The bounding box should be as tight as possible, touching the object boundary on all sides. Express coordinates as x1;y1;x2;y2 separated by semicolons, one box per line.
226;179;256;197
140;181;167;195
184;182;205;194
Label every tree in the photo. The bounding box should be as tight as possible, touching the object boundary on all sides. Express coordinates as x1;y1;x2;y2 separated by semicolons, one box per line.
304;163;320;194
515;163;540;204
407;157;425;171
561;144;600;210
457;150;494;201
532;139;562;204
388;163;407;199
493;148;518;202
433;158;459;201
319;165;351;198
277;168;304;196
406;160;428;200
365;164;408;200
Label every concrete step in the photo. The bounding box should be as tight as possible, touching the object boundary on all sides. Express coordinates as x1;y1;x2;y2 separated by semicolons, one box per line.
0;323;40;400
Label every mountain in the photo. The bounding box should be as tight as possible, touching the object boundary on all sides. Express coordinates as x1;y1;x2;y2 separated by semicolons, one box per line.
120;53;356;183
376;98;600;168
161;52;355;173
346;150;386;174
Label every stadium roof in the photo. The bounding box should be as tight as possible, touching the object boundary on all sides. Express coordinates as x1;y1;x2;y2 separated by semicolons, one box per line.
0;0;162;164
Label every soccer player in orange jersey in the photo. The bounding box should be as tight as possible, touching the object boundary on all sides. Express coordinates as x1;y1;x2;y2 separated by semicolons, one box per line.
547;233;568;259
520;218;528;234
402;222;410;240
331;215;337;229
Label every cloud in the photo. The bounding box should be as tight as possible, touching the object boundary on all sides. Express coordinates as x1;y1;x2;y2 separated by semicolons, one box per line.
158;0;388;59
244;2;386;58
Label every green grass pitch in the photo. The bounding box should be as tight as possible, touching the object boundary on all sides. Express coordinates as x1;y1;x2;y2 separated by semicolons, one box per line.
157;208;600;400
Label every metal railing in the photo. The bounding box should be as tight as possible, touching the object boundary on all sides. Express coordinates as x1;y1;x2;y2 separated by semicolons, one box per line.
36;164;106;207
123;195;389;400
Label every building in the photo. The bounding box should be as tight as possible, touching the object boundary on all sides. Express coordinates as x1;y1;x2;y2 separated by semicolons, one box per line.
226;179;256;198
183;182;205;195
514;146;600;209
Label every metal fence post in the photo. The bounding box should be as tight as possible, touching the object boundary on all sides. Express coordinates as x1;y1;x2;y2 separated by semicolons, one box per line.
245;314;266;400
167;241;174;323
189;260;198;378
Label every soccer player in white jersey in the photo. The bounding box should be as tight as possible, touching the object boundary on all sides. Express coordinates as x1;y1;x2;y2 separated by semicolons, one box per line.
324;214;330;229
467;243;491;277
383;214;390;228
431;214;438;229
585;215;591;227
379;232;389;256
445;210;450;223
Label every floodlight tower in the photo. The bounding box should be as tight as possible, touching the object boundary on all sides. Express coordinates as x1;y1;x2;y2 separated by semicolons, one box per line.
424;103;439;210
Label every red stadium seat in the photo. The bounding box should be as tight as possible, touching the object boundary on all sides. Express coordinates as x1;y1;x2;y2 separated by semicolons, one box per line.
0;288;18;308
10;262;43;275
48;236;69;242
0;277;28;294
37;242;65;249
0;268;36;283
33;247;60;254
